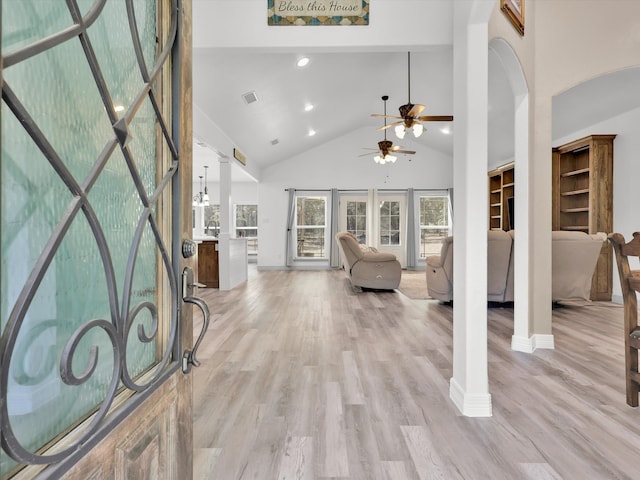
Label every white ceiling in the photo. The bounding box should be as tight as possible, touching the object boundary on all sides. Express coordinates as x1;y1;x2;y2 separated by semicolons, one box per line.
191;28;640;183
192;48;457;182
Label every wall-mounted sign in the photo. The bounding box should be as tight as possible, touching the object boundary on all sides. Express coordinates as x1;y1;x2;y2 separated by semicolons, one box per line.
233;148;247;166
268;0;369;26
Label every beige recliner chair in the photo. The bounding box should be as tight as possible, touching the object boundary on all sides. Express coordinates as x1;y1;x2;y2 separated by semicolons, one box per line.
335;231;401;290
426;229;607;303
425;236;454;301
552;230;607;303
426;230;514;302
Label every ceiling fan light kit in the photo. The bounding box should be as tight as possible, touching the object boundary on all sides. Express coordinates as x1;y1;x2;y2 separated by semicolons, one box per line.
371;52;453;142
362;95;416;164
374;154;396;165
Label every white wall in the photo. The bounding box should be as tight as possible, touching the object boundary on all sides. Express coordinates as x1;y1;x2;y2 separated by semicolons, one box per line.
193;0;453;50
257;126;453;268
532;2;639;308
487;0;640;337
553;106;640;301
195;181;259;205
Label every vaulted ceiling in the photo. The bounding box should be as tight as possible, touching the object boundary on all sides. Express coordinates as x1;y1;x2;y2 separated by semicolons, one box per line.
191;4;640;184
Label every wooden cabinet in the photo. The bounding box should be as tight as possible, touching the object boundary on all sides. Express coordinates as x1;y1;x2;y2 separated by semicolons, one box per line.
488;162;515;231
197;240;219;288
552;134;615;301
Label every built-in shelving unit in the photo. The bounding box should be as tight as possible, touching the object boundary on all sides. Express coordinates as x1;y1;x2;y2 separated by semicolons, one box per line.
552;134;615;301
488;162;514;231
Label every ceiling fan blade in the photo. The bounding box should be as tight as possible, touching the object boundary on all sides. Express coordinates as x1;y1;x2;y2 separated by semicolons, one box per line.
416;115;454;122
389;145;416;154
358;152;378;157
377;121;402;131
407;104;425;117
371;113;403;119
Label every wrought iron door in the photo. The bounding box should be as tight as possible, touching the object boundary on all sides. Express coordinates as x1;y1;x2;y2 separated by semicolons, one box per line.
1;1;198;477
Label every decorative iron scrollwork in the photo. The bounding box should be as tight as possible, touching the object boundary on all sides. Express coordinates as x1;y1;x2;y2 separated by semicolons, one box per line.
1;0;182;471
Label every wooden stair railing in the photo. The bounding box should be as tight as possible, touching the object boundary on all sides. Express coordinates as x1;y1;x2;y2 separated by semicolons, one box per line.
608;232;640;407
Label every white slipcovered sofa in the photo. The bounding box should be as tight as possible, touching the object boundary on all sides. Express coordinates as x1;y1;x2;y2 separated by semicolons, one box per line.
426;230;607;303
336;231;401;290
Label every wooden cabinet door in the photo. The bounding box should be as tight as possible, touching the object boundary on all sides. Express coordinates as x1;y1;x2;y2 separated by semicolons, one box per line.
198;241;220;288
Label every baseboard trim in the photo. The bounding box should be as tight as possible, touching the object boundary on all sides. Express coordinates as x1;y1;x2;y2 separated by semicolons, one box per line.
532;334;555;350
511;335;535;353
257;265;330;271
449;378;492;417
511;334;555;353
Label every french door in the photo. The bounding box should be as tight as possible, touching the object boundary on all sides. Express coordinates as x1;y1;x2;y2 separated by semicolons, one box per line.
338;193;407;267
1;1;196;478
376;193;407;266
339;194;368;244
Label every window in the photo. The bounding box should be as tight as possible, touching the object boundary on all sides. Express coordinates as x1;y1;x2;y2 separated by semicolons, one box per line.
379;200;400;246
419;196;450;258
346;200;367;244
295;196;327;258
204;204;220;237
235;204;258;254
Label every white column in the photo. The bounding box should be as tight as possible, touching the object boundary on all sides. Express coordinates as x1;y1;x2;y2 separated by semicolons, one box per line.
450;0;493;417
218;157;232;290
193;205;205;237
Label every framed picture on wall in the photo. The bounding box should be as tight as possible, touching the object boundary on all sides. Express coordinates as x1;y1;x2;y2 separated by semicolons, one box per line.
501;0;524;36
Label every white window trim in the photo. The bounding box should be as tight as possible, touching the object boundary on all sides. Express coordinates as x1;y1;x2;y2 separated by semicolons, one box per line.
293;192;331;262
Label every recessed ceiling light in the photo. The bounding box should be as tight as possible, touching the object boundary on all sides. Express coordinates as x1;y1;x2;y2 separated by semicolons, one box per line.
308;129;316;137
114;105;125;112
304;103;314;112
440;127;451;135
297;57;310;67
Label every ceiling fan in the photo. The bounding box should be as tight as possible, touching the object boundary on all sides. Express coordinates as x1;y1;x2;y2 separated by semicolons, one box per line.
372;52;454;139
361;95;415;164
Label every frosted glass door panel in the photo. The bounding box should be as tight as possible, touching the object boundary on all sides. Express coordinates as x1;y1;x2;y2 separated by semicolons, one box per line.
1;1;176;475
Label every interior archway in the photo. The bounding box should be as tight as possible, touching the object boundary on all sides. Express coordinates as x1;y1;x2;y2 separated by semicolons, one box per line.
488;38;535;352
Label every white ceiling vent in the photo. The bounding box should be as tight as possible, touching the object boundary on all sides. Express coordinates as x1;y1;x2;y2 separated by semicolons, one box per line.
242;91;258;105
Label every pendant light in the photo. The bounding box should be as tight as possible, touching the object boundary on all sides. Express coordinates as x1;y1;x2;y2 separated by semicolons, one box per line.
203;165;210;206
193;175;204;206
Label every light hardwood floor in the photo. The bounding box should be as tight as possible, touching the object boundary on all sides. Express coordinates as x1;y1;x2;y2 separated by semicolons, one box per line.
192;267;639;480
